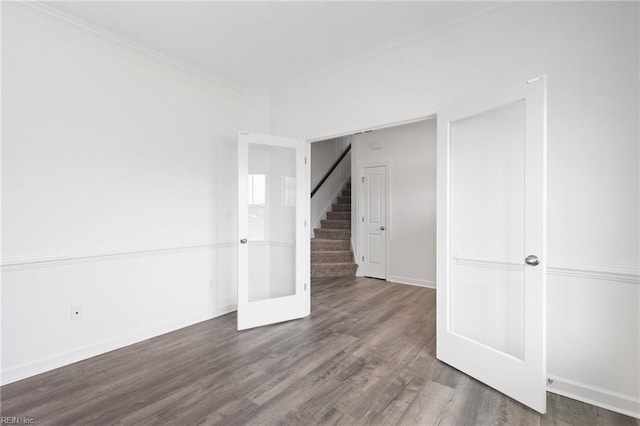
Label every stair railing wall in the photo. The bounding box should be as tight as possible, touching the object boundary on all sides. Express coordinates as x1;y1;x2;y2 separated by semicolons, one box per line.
311;144;351;198
310;144;351;236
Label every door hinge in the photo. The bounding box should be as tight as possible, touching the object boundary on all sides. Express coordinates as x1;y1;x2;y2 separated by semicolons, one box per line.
304;282;307;291
362;256;364;261
361;177;365;183
361;217;364;222
304;220;307;228
304;156;307;164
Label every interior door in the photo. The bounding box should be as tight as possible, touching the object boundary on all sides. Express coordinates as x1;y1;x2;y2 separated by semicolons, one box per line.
237;132;310;331
360;164;387;279
436;77;547;412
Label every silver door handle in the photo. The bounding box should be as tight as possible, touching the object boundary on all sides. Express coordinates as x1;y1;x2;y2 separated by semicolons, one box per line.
240;238;248;244
525;255;540;266
380;226;385;231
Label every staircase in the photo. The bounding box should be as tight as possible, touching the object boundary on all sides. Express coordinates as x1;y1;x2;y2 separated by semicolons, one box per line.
311;182;358;277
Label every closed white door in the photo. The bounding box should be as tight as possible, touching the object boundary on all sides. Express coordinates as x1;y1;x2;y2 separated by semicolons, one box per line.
360;164;387;279
237;132;310;331
436;77;547;412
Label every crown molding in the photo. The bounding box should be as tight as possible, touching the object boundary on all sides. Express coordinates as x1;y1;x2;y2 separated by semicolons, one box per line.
19;1;265;94
271;1;507;93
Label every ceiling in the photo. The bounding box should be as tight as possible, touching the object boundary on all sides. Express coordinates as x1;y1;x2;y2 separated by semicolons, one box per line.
47;1;500;89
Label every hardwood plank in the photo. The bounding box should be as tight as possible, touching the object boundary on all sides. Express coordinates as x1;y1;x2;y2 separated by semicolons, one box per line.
370;376;427;425
398;380;455;425
1;277;636;425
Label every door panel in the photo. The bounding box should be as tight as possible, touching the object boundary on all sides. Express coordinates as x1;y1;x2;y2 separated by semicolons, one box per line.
361;165;387;279
367;234;382;263
368;174;382;222
450;99;526;360
436;78;547;413
238;132;310;330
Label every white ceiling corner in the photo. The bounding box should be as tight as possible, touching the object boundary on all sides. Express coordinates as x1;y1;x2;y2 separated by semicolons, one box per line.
44;1;501;89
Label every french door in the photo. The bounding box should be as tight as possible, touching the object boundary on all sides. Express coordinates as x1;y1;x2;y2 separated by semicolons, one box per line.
436;77;547;412
237;132;310;331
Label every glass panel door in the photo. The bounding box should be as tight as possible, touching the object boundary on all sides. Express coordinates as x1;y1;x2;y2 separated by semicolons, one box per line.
237;132;309;330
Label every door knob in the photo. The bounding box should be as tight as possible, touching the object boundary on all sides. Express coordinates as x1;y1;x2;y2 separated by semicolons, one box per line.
240;238;248;244
525;255;540;266
380;226;385;231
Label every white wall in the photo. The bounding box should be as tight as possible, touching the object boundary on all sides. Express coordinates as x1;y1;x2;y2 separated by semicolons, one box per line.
271;2;640;418
310;136;350;232
351;119;436;287
0;3;269;384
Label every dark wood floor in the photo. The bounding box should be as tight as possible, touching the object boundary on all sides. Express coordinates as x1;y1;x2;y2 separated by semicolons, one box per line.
2;277;638;425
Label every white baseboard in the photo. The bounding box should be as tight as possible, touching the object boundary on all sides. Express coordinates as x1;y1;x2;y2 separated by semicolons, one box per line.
547;375;640;419
388;275;436;289
1;304;237;386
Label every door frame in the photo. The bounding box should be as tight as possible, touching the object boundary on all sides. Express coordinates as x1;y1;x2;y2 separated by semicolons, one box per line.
303;81;547;412
356;160;390;280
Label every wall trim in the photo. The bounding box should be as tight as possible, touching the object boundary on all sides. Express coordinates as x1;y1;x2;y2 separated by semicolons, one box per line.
1;242;235;272
388;275;436;289
19;1;266;95
451;251;639;285
547;260;639;285
547;375;640;419
271;3;506;94
0;303;237;386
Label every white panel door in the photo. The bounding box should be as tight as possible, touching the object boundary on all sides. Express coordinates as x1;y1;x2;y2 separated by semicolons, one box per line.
436;77;547;412
360;165;387;279
237;132;310;330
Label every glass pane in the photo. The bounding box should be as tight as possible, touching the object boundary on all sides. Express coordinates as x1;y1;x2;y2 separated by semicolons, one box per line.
248;174;266;240
247;143;297;302
449;100;525;360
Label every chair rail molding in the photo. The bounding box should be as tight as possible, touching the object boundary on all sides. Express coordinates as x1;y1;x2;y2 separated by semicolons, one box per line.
547;259;640;284
451;250;639;285
1;242;235;272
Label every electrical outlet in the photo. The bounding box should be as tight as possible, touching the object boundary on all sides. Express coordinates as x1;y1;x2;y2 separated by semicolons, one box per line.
70;306;82;321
